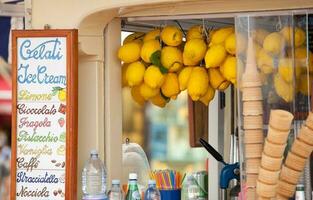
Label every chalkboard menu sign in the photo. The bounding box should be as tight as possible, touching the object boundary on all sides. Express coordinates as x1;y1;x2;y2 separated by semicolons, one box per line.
11;30;78;200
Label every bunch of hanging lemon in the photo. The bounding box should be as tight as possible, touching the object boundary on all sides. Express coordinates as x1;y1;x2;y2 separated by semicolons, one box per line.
253;26;312;103
118;25;238;108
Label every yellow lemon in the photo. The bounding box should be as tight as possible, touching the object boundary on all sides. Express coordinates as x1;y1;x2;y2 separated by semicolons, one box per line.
220;56;236;84
209;68;230;90
58;89;66;102
178;66;194;91
205;44;227;68
278;58;303;83
131;86;145;106
144;29;161;42
143;65;165;89
225;33;247;55
183;39;207;66
161;46;183;72
150;92;168;108
295;47;313;72
257;48;274;74
187;67;209;101
161;26;183;47
118;42;141;63
121;63;128;87
187;25;204;41
298;73;312;95
139;83;159;100
263;32;285;55
123;32;145;45
252;28;269;44
199;84;215;106
126;61;146;86
209;26;234;46
280;26;306;47
161;73;180;99
274;74;294;102
140;40;161;63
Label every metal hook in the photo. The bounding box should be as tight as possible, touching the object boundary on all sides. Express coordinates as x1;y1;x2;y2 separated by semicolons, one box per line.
125;138;130;145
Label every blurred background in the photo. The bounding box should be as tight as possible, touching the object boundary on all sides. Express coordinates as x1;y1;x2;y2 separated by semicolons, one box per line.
0;1;24;199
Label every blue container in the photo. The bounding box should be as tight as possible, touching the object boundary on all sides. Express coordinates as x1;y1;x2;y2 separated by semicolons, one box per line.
159;189;181;200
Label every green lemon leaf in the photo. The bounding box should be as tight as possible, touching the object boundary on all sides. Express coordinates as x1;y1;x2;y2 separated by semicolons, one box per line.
150;50;168;74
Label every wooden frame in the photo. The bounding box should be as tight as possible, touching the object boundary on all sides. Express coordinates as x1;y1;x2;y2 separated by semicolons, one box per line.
11;29;78;200
188;97;208;147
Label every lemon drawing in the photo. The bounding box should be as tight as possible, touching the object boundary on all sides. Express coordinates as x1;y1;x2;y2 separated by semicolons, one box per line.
183;39;207;66
58;89;66;102
161;26;183;47
118;42;142;63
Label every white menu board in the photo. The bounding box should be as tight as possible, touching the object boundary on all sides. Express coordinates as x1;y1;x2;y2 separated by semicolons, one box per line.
11;30;78;200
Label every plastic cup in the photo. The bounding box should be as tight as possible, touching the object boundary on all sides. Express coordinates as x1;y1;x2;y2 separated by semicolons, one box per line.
159;189;181;200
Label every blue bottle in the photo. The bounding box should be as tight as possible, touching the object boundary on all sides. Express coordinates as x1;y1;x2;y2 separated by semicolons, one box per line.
144;180;161;200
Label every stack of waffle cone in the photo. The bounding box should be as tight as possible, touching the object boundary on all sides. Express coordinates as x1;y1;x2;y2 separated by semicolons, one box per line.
276;112;313;199
257;110;293;199
241;37;264;199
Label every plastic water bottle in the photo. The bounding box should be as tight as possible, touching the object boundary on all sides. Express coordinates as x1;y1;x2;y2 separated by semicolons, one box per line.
126;173;141;200
82;150;107;199
144;180;161;200
182;175;200;200
108;179;124;200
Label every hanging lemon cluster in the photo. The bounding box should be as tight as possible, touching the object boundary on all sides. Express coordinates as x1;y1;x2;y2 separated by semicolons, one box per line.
253;26;312;103
118;25;238;108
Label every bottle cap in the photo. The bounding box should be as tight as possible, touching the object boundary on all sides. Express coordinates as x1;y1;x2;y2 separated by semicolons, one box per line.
129;173;137;180
148;180;156;185
90;149;98;156
112;179;120;185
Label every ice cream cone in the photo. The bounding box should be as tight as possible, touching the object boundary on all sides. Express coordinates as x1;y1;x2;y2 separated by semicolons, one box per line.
285;151;307;171
269;110;294;131
291;138;313;159
258;166;280;185
263;139;286;158
260;152;283;171
244;115;263;130
280;165;302;185
244;129;264;144
243;101;263;116
267;125;290;144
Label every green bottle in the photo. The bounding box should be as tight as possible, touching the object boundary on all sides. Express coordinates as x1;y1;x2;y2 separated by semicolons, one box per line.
126;173;141;200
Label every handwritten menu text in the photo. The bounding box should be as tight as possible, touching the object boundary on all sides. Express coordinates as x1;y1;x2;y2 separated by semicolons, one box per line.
16;37;67;200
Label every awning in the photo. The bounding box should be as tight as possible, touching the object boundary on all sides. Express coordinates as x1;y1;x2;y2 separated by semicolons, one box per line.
0;75;11;115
